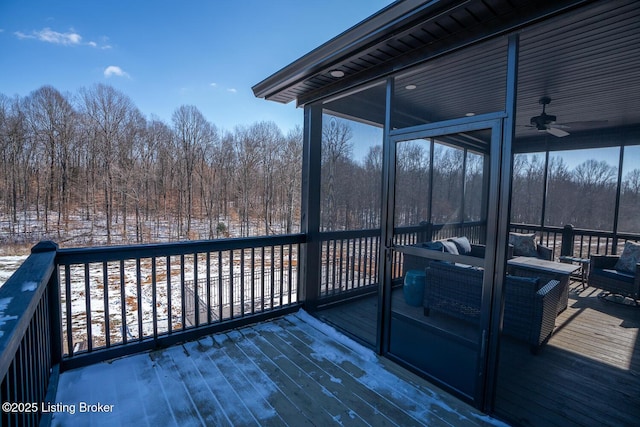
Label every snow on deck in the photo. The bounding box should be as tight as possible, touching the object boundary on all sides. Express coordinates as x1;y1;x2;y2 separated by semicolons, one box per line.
52;310;509;427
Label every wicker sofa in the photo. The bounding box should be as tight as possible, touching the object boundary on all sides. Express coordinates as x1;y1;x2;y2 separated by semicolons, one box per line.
402;236;514;273
423;262;562;353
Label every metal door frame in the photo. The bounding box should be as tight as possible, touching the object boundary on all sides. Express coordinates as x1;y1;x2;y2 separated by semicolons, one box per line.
379;113;507;406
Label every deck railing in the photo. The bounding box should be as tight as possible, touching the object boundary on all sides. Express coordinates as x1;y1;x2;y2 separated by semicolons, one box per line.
510;223;640;259
0;241;59;427
55;233;305;370
318;229;381;299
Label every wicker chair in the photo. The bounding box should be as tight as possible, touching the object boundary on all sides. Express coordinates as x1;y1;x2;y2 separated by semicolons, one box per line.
588;254;640;302
422;262;562;353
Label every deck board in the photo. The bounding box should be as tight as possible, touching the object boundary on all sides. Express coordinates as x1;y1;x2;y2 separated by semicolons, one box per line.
53;310;504;427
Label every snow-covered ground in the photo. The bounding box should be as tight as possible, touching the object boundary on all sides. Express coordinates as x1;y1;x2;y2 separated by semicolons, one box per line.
1;209;296;249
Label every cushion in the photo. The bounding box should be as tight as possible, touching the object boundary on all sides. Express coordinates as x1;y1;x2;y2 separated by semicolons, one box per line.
614;241;640;274
593;268;635;283
448;236;472;255
421;241;444;252
509;232;538;257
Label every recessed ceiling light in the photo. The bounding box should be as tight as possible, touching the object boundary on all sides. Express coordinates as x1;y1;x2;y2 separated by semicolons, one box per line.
330;70;345;78
465;112;476;117
405;84;417;90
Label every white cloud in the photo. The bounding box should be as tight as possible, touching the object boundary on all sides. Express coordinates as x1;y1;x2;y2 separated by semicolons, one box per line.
210;83;217;88
15;27;82;45
227;88;237;93
104;65;130;78
13;27;111;48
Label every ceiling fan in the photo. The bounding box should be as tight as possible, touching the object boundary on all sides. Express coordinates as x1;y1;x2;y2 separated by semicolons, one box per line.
528;96;570;137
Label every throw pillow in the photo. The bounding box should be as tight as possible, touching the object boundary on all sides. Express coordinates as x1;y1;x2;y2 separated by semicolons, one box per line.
440;240;460;255
509;232;538;257
615;241;640;274
448;236;472;255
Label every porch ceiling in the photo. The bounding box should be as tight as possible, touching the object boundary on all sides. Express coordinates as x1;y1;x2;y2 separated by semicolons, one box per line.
254;0;640;142
514;0;640;141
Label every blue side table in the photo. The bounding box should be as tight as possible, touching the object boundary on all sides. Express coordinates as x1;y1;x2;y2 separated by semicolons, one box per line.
403;269;426;307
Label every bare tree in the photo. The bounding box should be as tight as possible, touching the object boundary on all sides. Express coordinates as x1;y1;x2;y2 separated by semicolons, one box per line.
252;121;284;235
23;86;76;235
144;118;175;239
321;117;353;230
570;159;617;229
280;126;303;233
620;168;640;233
362;144;383;228
172;105;216;238
432;144;464;223
511;154;545;224
119;109;146;242
79;84;139;244
395;141;430;226
0;95;30;236
234;125;261;236
624;169;640;194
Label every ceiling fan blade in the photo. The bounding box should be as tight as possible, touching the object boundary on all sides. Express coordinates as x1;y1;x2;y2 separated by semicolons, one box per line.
546;127;570;137
558;120;609;130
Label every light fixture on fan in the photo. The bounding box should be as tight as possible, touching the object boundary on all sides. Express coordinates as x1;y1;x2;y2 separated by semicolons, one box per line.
529;96;570;137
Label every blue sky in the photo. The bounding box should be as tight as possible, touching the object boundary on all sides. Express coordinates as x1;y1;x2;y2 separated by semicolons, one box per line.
0;0;393;133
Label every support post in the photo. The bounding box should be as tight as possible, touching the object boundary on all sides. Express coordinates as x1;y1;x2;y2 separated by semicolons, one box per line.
299;104;323;310
611;146;625;255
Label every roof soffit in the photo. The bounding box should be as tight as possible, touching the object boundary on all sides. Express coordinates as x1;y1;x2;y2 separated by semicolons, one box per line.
253;0;592;106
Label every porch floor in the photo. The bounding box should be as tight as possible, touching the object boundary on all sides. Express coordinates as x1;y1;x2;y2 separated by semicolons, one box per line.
317;281;640;427
52;310;507;427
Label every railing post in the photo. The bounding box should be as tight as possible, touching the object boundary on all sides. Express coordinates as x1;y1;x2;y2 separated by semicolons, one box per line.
560;224;575;257
32;241;63;365
418;221;431;243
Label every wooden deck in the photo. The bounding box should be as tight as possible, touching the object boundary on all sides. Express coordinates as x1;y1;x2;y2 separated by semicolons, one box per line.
52;310;506;427
316;281;640;427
